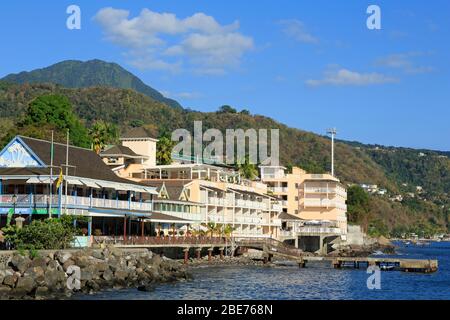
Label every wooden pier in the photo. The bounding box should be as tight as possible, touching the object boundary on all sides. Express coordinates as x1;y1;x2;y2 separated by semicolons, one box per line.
330;257;438;273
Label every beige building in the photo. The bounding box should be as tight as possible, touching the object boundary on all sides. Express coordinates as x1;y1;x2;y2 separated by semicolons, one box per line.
100;127;158;179
133;165;282;239
261;165;347;252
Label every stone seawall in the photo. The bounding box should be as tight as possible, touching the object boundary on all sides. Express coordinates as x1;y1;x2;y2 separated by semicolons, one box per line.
0;247;190;300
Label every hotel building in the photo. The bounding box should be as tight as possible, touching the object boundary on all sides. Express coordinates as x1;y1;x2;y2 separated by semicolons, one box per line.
260;165;347;253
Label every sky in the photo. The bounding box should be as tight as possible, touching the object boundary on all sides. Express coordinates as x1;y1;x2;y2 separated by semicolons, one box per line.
0;1;449;151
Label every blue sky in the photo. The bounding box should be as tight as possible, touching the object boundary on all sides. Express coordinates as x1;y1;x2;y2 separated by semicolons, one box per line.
1;1;449;150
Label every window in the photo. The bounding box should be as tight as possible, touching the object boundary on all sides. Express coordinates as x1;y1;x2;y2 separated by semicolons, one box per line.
295;196;299;201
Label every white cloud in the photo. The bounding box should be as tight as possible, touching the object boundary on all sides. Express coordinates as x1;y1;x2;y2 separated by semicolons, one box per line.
94;7;254;74
375;52;434;74
279;19;319;44
306;68;398;86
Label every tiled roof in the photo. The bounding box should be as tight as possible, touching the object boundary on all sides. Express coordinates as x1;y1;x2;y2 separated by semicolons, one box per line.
120;127;158;140
278;212;301;220
0;136;143;186
100;145;145;158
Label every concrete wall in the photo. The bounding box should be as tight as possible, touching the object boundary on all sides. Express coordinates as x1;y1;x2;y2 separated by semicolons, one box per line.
345;225;365;245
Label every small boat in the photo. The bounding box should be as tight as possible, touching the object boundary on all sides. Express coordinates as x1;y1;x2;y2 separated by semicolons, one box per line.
380;265;395;271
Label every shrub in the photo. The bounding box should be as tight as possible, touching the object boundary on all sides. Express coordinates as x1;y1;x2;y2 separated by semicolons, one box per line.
2;216;81;250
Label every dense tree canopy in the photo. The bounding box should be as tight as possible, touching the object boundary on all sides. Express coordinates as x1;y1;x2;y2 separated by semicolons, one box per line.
21;94;91;147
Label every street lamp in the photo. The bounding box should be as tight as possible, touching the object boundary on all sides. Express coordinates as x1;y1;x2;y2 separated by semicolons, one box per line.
327;128;337;177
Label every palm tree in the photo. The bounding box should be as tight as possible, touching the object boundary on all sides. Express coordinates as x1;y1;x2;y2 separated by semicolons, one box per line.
223;224;236;239
237;156;259;180
89;120;118;154
204;222;216;238
156;136;175;165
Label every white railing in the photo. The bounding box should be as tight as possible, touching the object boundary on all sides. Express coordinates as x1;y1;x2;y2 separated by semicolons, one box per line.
157;210;203;221
207;198;228;206
1;194;152;212
271;218;282;227
268;187;288;193
279;230;295;237
235;199;267;210
271;203;282;211
297;227;342;235
303;199;347;210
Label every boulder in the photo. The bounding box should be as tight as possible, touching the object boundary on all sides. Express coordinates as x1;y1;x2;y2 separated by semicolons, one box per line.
3;274;18;287
114;270;128;281
0;285;12;295
137;284;155;292
150;254;162;268
16;275;36;293
80;269;93;281
30;257;48;269
102;268;113;282
86;280;100;291
47;260;63;271
63;259;75;272
10;254;31;273
24;266;45;279
91;250;104;260
55;252;73;265
44;269;66;289
74;255;90;268
34;286;49;299
94;262;108;273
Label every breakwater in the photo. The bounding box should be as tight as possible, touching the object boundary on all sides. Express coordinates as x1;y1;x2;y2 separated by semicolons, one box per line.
0;247;189;300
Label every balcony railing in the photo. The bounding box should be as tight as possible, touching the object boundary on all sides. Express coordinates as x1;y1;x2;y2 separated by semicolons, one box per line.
156;210;203;221
303;199;347;210
297;227;342;235
0;194;152;212
93;236;226;246
235;199;266;210
268;187;288;193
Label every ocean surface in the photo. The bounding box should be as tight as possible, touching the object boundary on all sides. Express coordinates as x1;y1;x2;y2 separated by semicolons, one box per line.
77;241;450;300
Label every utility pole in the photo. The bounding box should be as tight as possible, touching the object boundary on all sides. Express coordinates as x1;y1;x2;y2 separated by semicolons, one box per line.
64;130;69;214
49;130;54;219
327;128;337;177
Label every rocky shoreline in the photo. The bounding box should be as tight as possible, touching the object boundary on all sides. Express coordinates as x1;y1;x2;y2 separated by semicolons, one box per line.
0;247;190;300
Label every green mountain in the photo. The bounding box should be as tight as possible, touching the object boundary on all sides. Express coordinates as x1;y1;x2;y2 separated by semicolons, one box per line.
1;59;182;109
0;60;448;236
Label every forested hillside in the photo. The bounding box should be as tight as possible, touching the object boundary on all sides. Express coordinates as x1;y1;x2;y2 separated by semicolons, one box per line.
0;68;448;236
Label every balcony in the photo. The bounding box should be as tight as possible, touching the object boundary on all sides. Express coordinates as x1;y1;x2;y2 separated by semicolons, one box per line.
235;199;267;210
271;203;283;211
297;226;342;235
303;199;347;210
207;198;228;206
155;210;203;221
268;187;288;193
0;194;152;212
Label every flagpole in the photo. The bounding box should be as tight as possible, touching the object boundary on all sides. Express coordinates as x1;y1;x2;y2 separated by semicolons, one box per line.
48;130;54;219
64;129;69;215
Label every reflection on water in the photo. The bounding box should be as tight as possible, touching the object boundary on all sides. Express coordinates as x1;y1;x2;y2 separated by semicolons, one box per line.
77;242;450;300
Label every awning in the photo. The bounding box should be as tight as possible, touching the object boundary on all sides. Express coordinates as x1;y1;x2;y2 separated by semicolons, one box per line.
26;177;43;184
79;179;100;189
95;181;120;189
65;178;84;186
26;177;52;184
